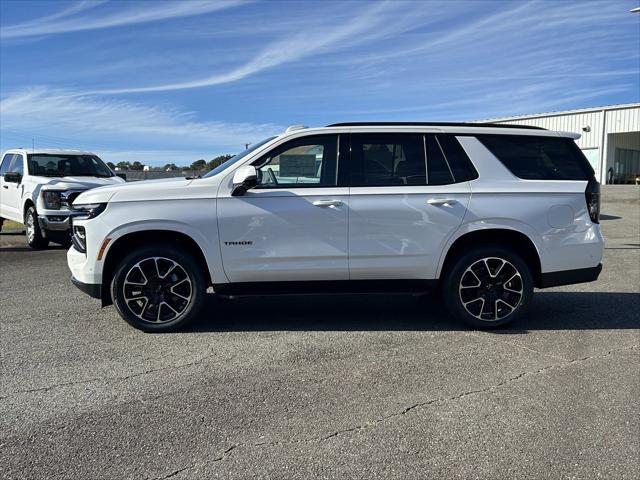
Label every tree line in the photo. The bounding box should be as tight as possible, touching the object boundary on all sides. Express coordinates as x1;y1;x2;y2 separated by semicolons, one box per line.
106;154;234;172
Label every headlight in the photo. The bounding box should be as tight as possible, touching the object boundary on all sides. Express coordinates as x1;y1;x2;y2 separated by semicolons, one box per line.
43;191;62;209
71;203;107;219
72;225;87;253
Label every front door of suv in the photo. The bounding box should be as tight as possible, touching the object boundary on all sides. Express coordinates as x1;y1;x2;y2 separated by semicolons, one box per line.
347;132;473;280
217;134;349;282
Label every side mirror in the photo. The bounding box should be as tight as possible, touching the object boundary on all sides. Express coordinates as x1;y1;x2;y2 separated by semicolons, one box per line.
232;165;257;196
116;173;127;181
4;171;22;183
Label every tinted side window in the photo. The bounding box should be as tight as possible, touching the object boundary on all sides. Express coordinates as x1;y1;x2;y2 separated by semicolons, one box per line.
9;154;24;175
0;154;14;175
253;134;338;187
426;134;454;185
437;134;479;182
477;134;594;180
351;133;425;186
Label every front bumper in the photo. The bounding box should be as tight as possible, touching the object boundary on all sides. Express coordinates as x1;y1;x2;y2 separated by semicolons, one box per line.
38;214;72;232
71;276;101;299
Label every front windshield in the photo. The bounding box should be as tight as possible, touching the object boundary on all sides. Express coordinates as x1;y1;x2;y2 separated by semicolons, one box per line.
28;154;114;178
203;136;277;178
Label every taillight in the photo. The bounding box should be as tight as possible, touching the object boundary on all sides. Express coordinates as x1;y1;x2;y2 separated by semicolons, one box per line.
585;179;600;224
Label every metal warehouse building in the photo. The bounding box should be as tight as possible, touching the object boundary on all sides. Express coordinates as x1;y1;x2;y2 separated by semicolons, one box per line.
488;103;640;185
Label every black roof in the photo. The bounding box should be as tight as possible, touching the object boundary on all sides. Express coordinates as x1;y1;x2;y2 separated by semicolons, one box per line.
326;121;545;130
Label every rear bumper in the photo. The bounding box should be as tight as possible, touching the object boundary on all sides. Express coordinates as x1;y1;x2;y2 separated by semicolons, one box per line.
71;276;101;299
538;263;602;288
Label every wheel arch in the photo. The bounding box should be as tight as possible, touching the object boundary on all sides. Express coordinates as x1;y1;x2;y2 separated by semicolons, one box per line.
23;198;35;219
439;227;543;288
100;229;212;306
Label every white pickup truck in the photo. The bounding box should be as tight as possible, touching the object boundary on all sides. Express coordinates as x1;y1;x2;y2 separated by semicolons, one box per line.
0;149;125;248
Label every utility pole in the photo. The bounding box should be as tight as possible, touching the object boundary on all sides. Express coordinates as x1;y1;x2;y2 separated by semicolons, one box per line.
32;137;35;152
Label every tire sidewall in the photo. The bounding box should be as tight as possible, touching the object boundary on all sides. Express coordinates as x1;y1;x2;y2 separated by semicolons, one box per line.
25;206;49;249
111;244;206;332
443;245;534;328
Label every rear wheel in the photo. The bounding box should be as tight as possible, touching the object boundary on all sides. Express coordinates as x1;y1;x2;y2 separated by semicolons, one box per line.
442;246;533;328
111;245;206;332
25;206;49;249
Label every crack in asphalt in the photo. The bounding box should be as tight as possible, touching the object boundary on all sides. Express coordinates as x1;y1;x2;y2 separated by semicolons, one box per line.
185;344;640;467
466;330;569;362
6;344;637;480
150;465;193;480
213;444;238;462
147;445;237;479
0;348;219;400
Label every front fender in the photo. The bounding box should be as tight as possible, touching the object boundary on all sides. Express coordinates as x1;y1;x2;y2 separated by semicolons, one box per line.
99;218;226;285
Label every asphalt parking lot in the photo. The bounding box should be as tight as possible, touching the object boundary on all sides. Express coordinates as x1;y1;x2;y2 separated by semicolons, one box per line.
1;186;638;480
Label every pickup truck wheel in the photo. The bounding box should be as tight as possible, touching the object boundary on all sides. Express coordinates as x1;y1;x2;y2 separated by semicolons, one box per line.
25;206;49;249
442;246;533;329
111;245;206;332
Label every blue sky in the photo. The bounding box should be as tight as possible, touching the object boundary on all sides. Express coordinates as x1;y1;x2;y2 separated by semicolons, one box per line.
1;0;639;165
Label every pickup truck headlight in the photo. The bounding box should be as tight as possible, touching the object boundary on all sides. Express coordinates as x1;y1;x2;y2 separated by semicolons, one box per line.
43;191;62;209
72;203;107;219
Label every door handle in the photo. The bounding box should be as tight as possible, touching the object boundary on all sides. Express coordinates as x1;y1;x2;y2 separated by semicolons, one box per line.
313;199;343;207
2;185;7;189
427;198;457;206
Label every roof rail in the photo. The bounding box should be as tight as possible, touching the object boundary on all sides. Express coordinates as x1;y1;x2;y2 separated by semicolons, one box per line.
326;121;545;130
285;124;308;133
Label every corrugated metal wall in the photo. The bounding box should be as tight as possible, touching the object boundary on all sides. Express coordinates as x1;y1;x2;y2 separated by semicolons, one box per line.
496;112;603;148
607;107;640;134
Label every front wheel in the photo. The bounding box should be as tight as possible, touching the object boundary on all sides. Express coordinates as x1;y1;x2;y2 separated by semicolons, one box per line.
25;206;49;249
111;245;207;332
442;246;533;328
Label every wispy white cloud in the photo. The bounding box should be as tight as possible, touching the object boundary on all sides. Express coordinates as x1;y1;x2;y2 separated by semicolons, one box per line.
0;87;281;163
0;0;249;39
82;0;441;95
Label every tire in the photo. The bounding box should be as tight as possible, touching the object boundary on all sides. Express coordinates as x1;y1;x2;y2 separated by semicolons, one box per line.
111;244;207;332
442;245;533;328
24;206;49;249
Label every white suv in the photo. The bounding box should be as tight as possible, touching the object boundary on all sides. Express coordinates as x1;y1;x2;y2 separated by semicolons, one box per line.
0;149;125;248
67;123;603;331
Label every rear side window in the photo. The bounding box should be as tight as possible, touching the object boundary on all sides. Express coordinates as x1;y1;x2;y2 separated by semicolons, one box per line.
425;135;454;185
477;134;594;180
436;134;478;182
351;133;426;186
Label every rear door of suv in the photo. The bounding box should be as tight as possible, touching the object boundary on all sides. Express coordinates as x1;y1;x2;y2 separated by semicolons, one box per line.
346;131;475;280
